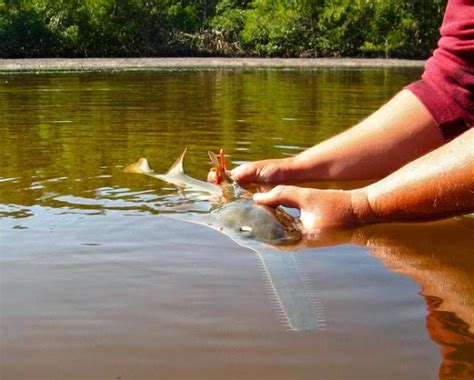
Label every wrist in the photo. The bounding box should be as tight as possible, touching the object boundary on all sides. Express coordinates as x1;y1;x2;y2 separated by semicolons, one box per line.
349;188;377;225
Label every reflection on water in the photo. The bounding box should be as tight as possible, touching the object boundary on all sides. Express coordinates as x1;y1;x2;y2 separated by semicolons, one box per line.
359;221;474;379
1;69;473;379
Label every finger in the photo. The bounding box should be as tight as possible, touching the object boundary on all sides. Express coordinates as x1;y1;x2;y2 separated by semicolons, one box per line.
230;164;257;183
253;185;301;209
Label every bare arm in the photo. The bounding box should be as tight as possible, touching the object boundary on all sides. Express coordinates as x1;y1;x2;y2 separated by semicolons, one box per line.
253;129;474;231
232;90;445;183
353;128;474;224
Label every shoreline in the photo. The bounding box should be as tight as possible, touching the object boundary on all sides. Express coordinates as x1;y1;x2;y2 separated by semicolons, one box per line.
0;57;425;72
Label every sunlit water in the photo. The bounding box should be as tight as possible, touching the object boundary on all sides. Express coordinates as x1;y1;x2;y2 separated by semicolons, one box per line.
1;69;473;380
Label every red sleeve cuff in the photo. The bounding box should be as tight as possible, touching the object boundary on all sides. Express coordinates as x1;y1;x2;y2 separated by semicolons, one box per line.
405;77;471;140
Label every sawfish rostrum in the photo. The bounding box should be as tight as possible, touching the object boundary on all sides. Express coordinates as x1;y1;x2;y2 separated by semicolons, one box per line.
124;150;325;331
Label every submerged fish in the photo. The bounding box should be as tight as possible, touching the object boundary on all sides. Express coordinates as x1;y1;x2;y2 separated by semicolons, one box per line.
124;149;301;244
124;149;220;195
124;150;324;331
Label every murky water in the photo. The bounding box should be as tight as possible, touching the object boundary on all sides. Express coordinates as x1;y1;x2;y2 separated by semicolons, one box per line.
1;69;473;380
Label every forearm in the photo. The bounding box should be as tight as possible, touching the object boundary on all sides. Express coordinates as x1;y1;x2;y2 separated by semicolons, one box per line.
292;90;445;181
352;129;474;223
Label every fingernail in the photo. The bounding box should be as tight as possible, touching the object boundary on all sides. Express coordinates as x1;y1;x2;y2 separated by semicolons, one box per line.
253;193;264;202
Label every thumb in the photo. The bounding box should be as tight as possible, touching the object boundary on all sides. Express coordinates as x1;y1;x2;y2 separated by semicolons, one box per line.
253;185;301;209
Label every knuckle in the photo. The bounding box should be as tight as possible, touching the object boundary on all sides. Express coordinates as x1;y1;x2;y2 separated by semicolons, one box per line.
255;164;265;180
273;184;285;192
272;185;287;198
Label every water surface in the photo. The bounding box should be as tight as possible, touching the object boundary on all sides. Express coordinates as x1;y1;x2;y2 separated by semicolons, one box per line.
1;69;473;379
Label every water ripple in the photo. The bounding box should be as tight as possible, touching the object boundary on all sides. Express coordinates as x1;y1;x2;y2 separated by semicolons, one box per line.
273;144;306;151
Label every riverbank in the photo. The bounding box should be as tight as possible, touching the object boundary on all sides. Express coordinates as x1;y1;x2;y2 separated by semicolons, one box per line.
0;58;425;73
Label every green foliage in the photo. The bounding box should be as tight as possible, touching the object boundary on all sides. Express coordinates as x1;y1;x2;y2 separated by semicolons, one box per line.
313;0;372;57
211;0;247;42
0;0;60;57
359;0;416;58
240;0;306;56
0;0;446;58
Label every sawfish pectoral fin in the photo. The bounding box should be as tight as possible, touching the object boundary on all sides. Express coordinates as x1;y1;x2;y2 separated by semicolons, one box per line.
123;158;154;174
208;150;233;184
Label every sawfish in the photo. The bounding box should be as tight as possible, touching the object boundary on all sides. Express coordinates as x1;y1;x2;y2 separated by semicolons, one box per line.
124;150;325;331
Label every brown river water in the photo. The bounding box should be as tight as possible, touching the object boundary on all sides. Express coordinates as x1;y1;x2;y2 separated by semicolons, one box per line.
1;69;473;380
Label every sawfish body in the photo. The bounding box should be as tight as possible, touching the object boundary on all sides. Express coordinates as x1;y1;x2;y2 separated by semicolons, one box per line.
124;149;301;244
124;150;221;195
124;150;324;331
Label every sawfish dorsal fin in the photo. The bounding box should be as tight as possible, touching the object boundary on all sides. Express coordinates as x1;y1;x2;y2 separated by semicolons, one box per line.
166;148;187;177
208;151;233;183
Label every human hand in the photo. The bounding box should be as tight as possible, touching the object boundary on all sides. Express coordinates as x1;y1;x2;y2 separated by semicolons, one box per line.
230;157;297;184
253;185;373;232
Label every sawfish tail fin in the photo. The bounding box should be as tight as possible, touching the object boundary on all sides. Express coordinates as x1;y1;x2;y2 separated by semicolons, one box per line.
123;157;154;174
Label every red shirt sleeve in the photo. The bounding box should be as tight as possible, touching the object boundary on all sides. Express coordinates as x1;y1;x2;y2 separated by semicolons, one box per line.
406;0;474;140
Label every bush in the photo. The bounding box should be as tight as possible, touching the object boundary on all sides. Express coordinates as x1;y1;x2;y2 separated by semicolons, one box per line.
240;0;306;56
313;0;372;57
0;0;446;58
